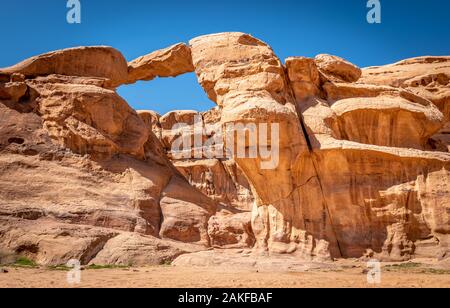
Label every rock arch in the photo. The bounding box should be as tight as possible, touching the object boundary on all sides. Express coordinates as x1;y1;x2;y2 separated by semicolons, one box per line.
0;32;449;266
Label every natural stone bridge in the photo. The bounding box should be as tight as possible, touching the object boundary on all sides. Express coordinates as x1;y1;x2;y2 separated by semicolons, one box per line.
0;32;449;266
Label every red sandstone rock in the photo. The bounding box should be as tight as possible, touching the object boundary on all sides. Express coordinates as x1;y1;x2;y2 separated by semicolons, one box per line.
0;33;449;266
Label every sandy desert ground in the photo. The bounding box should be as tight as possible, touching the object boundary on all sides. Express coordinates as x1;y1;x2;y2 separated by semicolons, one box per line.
1;262;450;288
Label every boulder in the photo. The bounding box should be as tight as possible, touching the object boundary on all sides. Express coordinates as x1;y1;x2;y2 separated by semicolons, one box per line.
0;217;118;266
89;233;197;266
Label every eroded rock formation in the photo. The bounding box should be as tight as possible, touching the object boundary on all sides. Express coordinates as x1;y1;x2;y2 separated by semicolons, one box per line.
127;43;194;84
144;107;256;248
0;33;449;266
0;46;216;266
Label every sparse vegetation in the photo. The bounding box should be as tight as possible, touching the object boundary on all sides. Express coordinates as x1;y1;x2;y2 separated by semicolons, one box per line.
161;260;172;266
383;262;450;275
86;264;130;270
384;262;422;270
47;265;72;271
420;268;450;275
0;250;39;268
13;256;38;268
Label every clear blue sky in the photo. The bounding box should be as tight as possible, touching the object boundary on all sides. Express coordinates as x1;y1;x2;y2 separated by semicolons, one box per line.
1;0;449;115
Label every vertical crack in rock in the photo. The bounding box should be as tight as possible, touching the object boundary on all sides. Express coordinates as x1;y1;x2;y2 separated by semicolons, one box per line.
189;32;347;259
292;94;345;258
282;58;344;257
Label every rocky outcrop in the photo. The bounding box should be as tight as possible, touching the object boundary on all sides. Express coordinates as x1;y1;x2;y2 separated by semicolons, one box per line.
34;80;149;160
284;53;450;261
315;54;362;82
159;176;216;245
89;233;204;266
137;110;162;140
127;43;194;84
208;212;255;248
360;56;450;152
0;46;128;88
142;107;256;248
190;32;449;261
174;159;254;211
151;107;254;211
0;47;216;266
323;82;443;150
1;32;449;266
190;33;337;259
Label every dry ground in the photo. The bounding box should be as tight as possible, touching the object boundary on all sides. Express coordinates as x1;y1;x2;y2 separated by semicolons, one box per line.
1;263;449;288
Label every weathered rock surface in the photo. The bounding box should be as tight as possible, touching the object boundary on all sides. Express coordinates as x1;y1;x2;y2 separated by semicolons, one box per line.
191;32;338;260
137;110;162;140
152;107;254;211
174;159;254;211
136;106;256;251
322;82;444;149
285;53;450;261
0;46;128;88
315;54;362;82
34;80;149;159
89;233;204;266
285;57;321;101
208;212;255;248
127;43;194;84
0;32;449;266
159;176;216;245
0;216;118;266
360;56;450;152
0;47;216;266
190;32;449;261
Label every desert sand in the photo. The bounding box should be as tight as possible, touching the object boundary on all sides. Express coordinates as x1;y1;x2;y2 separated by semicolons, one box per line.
0;260;450;288
1;264;449;288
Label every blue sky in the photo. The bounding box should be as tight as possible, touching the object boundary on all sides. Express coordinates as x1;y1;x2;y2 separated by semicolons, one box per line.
1;0;449;115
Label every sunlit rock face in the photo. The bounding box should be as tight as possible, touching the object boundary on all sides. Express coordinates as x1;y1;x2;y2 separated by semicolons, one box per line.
360;56;450;152
189;33;333;259
0;45;216;266
0;33;449;266
127;43;195;84
285;54;450;261
190;32;449;261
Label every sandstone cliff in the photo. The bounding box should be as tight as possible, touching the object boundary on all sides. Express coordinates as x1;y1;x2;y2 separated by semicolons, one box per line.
0;33;449;266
